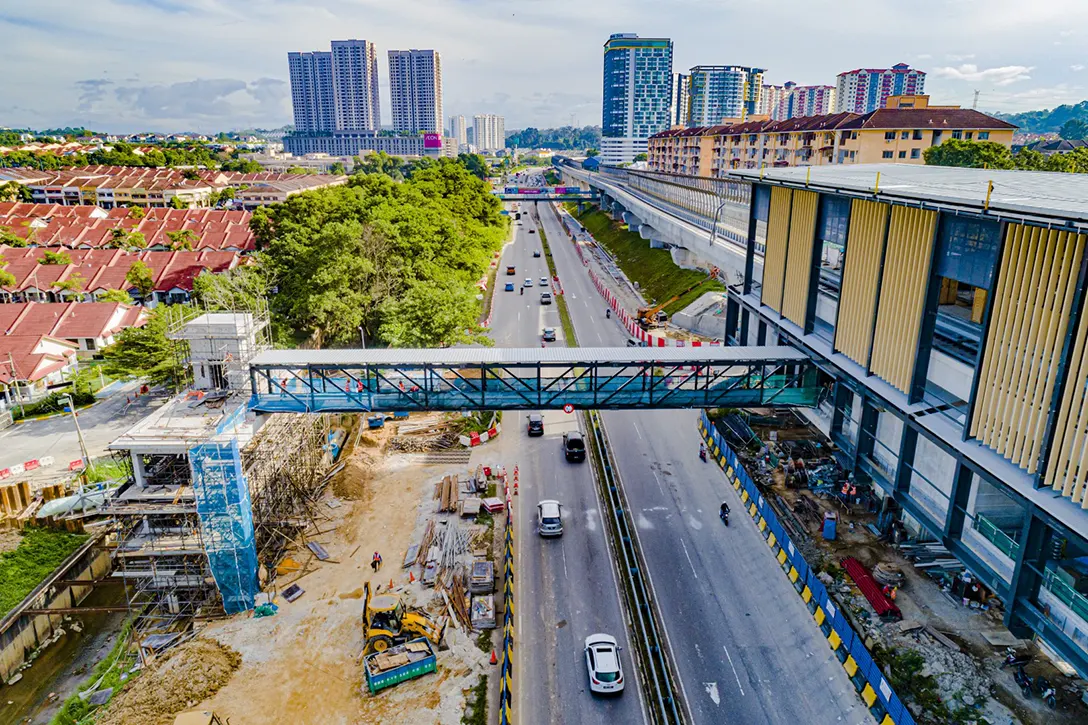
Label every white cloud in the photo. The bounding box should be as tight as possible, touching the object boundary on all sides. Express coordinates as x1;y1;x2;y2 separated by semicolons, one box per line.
1073;64;1086;72
945;53;976;61
932;64;1033;86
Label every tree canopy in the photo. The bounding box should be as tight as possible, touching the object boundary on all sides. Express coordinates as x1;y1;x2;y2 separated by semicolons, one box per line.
102;308;187;388
254;158;505;347
924;138;1088;173
505;126;602;150
997;100;1088;134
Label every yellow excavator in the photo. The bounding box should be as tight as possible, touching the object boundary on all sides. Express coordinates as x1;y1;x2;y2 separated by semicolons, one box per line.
637;281;707;330
362;581;446;654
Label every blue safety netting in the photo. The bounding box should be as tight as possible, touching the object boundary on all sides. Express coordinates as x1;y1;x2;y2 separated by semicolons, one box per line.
189;439;258;614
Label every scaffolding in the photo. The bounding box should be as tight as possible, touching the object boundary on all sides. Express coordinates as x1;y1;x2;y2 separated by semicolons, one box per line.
106;304;335;637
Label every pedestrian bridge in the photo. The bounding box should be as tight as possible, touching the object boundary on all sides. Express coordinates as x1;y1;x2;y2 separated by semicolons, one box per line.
248;347;819;413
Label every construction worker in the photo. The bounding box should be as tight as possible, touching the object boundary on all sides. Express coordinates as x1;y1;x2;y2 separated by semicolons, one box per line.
371;551;382;573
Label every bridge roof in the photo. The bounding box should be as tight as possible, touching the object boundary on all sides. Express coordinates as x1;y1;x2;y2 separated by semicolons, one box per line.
250;346;808;367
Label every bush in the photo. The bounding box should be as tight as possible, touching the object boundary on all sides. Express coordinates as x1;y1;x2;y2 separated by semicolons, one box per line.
50;619;136;725
0;529;89;617
12;390;95;420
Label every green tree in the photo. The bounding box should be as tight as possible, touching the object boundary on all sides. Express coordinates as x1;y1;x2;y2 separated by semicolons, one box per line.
181;168;201;181
329;161;346;175
923;139;1015;169
192;264;268;312
166;229;198;251
586;148;600;157
378;282;486;347
125;260;155;299
51;272;85;298
286;165;316;175
456;152;488;179
39;249;72;265
220;158;262;173
1012;148;1047;171
102;309;187;388
0;225;27;247
633;152;648;162
128;206;146;220
98;288;134;304
0;253;15;289
169;196;189;209
0;181;32;203
1059;118;1088;140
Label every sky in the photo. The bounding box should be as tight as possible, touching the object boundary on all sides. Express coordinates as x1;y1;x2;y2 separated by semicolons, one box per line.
1;0;1086;134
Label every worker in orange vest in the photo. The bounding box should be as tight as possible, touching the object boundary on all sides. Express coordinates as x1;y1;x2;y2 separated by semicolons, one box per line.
371;551;382;573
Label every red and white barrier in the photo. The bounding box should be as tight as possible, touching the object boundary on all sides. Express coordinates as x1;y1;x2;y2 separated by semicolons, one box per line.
460;424;502;447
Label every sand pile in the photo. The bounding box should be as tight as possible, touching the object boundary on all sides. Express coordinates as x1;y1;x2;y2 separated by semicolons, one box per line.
98;639;241;725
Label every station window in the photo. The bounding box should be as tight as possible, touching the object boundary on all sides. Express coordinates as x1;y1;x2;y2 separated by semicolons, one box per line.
749;184;770;299
919;215;1002;426
812;195;849;344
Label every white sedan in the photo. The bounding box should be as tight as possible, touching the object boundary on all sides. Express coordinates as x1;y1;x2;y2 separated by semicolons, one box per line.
584;634;624;694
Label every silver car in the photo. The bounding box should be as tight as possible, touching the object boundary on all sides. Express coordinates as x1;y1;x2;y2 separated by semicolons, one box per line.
537;499;563;537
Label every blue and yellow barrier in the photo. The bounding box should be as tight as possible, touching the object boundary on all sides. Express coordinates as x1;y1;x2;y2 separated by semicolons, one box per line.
499;513;515;724
699;412;915;725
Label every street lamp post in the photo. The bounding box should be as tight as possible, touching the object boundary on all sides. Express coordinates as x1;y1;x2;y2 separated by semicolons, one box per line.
359;326;366;349
63;393;91;488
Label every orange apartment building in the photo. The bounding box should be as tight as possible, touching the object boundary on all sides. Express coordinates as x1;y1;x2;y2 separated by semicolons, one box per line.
648;96;1016;177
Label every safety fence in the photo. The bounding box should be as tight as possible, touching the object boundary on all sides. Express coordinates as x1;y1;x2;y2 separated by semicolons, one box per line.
589;267;723;348
498;473;516;725
698;411;917;725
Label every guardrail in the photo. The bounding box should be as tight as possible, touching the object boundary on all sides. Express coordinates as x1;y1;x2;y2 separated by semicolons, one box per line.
587;409;686;725
698;411;917;725
498;483;515;724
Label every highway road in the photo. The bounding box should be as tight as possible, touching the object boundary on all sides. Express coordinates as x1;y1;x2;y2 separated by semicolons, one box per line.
535;199;868;725
493;197;646;725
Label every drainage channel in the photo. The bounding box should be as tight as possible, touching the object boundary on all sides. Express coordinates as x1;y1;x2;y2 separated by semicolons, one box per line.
585;408;686;725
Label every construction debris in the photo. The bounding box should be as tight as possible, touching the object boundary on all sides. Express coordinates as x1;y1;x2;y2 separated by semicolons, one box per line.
97;639;241;725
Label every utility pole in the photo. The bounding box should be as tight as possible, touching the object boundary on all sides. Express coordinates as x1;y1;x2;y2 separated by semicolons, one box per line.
358;326;366;349
63;393;91;488
972;90;981;110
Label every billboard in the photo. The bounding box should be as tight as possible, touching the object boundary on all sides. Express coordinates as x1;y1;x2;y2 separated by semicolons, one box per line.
423;133;443;149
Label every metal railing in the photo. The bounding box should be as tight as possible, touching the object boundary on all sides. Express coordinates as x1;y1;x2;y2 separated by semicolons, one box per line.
1042;567;1088;623
971;514;1021;559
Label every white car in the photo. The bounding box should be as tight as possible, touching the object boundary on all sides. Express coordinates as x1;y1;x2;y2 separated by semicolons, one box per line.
584;634;624;694
524;277;534;288
540;277;549;287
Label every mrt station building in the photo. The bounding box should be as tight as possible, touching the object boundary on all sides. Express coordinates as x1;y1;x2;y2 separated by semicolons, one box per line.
724;163;1088;677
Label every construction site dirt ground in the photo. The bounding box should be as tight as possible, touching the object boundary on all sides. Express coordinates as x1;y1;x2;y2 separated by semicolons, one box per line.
743;419;1088;725
185;433;490;725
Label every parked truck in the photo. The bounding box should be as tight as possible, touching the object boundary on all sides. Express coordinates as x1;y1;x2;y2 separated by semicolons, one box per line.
363;638;437;694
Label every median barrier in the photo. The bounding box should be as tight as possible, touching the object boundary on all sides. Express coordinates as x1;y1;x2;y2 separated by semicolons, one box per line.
498;482;516;725
698;411;916;725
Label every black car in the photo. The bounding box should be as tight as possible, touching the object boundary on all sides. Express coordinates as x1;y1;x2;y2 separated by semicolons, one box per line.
563;430;586;462
527;413;544;436
533;250;541;257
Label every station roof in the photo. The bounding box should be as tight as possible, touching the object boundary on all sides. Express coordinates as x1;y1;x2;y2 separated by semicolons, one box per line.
731;164;1088;227
250;346;809;367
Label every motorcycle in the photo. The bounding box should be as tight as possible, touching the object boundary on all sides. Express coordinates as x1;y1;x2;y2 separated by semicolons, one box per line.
699;447;707;463
1001;647;1031;669
1034;676;1057;709
720;507;730;526
606;309;611;319
1013;665;1033;698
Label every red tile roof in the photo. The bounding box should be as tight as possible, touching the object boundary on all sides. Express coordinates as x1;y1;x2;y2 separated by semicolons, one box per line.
0;301;147;340
0;335;78;385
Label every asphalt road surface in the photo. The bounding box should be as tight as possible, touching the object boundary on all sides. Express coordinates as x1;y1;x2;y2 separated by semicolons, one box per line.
493;199;647;725
535;200;867;725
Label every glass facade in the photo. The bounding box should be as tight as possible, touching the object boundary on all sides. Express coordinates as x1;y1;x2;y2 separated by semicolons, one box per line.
601;35;673;141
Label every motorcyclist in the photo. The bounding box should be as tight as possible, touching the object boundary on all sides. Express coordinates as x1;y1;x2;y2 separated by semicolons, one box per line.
720;502;730;518
520;287;524;296
699;443;707;461
606;309;611;319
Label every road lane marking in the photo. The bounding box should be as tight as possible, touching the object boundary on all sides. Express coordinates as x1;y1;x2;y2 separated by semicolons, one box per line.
679;538;699;580
703;681;720;705
723;645;745;696
634;423;643;440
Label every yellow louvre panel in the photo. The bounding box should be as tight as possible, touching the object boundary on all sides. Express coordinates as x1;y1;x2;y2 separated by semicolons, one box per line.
781;190;819;326
870;206;938;392
972;225;1085;472
1044;281;1088;505
762;187;793;313
835;199;889;365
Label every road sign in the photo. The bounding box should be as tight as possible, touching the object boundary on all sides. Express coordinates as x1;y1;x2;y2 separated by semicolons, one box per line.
563;404;574;414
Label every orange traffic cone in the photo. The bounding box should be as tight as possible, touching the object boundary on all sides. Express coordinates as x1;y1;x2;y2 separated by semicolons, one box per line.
389;578;394;590
409;571;415;583
490;649;497;665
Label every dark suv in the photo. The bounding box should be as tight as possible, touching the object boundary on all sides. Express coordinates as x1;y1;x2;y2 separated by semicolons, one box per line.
527;413;544;436
563;430;586;462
